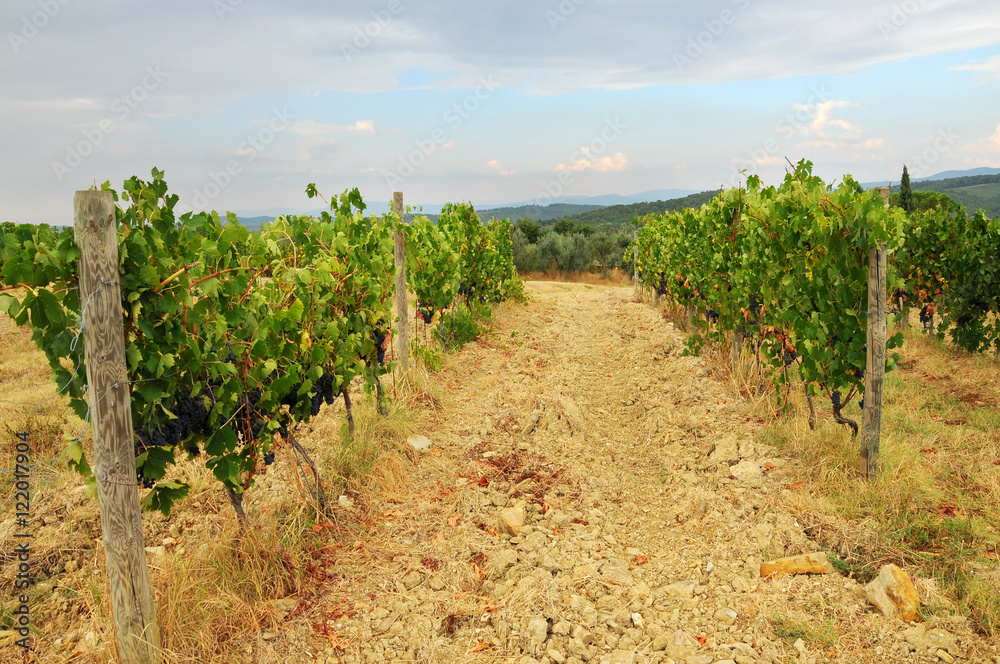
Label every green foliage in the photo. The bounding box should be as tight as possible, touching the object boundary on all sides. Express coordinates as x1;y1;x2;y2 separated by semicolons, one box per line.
410;338;444;371
436;203;524;304
552;218;593;236
436;301;488;349
890;190;961;214
895;198;1000;354
634;160;907;414
405;214;461;318
939;210;1000;354
1;170;397;516
511;227;541;272
512;218;544;244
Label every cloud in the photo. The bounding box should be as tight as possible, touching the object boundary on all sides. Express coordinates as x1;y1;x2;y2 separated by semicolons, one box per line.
787;99;866;150
951;55;1000;82
555;148;628;173
487;159;515;176
963;123;1000;155
287;119;376;137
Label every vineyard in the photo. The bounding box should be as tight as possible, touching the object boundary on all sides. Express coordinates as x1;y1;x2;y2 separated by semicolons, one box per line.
1;164;999;663
634;160;1000;431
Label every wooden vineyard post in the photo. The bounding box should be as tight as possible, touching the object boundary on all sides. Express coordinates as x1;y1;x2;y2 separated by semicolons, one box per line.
393;192;409;377
74;191;160;663
632;230;639;299
861;187;890;479
731;327;744;372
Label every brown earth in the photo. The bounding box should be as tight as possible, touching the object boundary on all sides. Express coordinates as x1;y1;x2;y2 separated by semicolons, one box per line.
3;282;999;664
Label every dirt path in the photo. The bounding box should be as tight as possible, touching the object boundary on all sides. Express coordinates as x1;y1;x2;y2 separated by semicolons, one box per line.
221;283;998;663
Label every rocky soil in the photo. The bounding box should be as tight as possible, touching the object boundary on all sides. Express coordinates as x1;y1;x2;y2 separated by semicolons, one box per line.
6;282;1000;663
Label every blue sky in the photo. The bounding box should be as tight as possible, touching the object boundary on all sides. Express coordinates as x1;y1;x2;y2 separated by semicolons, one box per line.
2;0;998;223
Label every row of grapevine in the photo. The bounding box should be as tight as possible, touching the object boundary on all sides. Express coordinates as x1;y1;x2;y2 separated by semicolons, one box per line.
894;201;1000;355
634;160;906;429
404;202;523;325
0;169;523;519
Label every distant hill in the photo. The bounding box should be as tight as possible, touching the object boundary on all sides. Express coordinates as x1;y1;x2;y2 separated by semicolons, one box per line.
546;190;721;229
890;173;1000;217
504;189;698;207
915;167;1000;182
478;203;604;222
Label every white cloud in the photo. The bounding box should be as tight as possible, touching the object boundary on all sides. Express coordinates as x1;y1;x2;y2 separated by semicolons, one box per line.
555;148;628;173
287;119;376;137
787;99;867;151
487;159;515;176
963;123;1000;155
951;55;1000;81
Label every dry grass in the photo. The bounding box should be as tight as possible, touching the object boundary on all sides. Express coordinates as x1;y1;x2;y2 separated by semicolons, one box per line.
519;267;631;287
704;320;1000;636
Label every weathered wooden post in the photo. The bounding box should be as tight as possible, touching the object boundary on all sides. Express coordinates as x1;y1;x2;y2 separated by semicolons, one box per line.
74;190;160;663
731;327;744;372
861;187;889;479
632;230;639;300
392;192;409;377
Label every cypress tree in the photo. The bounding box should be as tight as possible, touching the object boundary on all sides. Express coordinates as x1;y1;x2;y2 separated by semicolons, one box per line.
900;165;915;214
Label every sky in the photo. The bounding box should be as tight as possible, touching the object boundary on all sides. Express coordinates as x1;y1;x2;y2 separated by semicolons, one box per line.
2;0;999;223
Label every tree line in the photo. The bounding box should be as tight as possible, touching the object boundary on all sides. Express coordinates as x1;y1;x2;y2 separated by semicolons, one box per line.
509;217;635;277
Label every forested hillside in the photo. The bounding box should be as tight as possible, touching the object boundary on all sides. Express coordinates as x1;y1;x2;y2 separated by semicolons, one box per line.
892;173;1000;217
546;189;721;229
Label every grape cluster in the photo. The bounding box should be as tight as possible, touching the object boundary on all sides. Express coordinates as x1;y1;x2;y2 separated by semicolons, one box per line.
372;327;387;365
747;295;761;324
281;382;302;408
654;272;669;297
416;301;436;324
919;305;933;329
782;349;796;367
316;372;336;406
831;390;842;409
134;394;211;488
